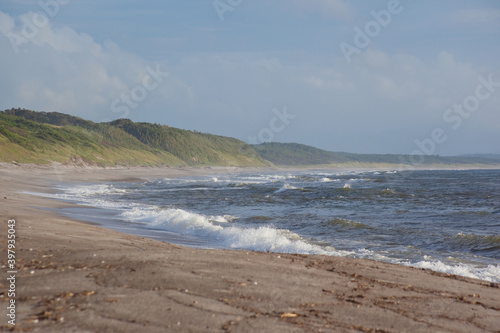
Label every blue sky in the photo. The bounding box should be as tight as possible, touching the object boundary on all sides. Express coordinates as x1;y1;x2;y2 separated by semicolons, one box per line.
1;0;499;155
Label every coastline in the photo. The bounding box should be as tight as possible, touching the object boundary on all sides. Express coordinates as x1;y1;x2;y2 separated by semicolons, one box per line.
1;165;499;332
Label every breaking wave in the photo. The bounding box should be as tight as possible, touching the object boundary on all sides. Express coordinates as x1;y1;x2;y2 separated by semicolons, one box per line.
121;206;350;255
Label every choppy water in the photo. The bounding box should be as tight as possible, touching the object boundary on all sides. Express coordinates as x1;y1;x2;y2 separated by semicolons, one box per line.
36;169;500;282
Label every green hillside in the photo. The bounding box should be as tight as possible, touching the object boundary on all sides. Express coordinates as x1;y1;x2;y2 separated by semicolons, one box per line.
2;109;499;168
0;109;271;167
253;142;500;167
251;142;339;165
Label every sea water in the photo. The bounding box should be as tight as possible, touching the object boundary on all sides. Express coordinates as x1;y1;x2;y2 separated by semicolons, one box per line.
34;169;500;282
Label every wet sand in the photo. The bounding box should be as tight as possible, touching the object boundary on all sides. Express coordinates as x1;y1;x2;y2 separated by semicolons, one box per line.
1;164;499;332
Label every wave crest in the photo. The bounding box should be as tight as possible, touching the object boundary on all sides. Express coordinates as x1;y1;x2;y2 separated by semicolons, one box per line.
328;218;372;230
121;207;348;255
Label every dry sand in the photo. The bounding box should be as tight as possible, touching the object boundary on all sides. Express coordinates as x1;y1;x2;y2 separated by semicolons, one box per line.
0;164;499;332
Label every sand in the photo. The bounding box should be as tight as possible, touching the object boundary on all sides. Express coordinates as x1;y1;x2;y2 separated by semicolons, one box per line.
0;164;499;332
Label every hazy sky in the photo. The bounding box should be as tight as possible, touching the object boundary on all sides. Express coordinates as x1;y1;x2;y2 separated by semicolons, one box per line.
1;0;499;155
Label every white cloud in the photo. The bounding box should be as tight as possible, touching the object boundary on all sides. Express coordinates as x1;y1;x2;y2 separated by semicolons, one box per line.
304;76;324;88
0;11;15;35
364;49;390;68
0;10;183;122
1;8;498;154
167;48;497;145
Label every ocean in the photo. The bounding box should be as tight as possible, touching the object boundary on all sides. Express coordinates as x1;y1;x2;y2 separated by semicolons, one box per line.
35;168;500;282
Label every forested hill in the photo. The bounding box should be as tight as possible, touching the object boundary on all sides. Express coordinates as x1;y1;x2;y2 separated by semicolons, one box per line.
1;109;499;168
252;142;500;167
0;109;271;167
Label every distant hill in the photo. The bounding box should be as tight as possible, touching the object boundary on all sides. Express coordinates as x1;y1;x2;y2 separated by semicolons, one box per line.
252;142;500;167
460;154;500;162
251;142;339;165
0;108;271;167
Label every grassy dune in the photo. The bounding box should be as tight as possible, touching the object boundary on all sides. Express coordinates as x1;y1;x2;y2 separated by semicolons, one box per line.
0;109;270;167
2;109;499;168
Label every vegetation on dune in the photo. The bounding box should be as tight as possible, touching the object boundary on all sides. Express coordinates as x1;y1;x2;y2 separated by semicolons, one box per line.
109;119;268;166
251;142;339;166
4;108;98;129
1;108;498;168
0;109;270;167
252;142;500;167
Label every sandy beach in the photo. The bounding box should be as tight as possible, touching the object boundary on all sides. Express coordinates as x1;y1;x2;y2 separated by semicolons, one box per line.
1;164;499;332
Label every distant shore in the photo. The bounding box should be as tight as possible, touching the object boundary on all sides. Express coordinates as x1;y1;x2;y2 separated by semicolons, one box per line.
1;164;499;332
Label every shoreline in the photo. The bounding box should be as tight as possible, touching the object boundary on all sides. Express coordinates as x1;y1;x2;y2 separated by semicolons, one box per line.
22;167;500;284
1;165;500;332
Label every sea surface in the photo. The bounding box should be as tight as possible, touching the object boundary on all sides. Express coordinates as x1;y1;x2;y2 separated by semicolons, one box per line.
35;169;500;282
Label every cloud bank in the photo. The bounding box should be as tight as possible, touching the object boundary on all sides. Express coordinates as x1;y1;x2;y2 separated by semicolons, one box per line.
0;6;499;155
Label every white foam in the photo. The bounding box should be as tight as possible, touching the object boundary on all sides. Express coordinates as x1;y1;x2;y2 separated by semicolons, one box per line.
120;206;351;255
166;174;291;186
25;184;135;211
59;184;127;197
407;260;500;283
353;248;398;263
348;178;370;182
348;249;500;282
274;183;299;193
26;176;500;283
209;215;238;223
319;177;333;182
